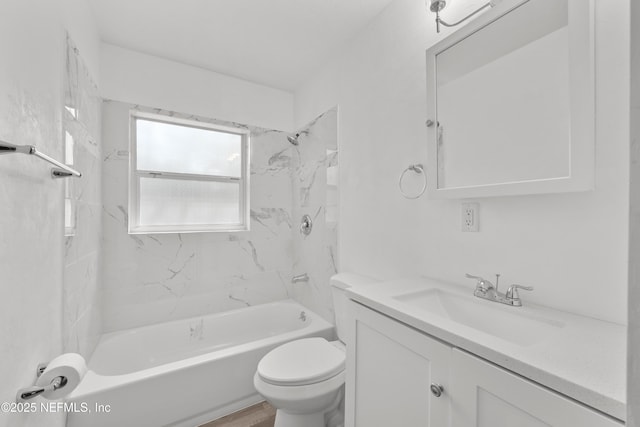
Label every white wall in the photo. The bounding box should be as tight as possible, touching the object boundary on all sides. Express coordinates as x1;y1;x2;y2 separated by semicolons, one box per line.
100;43;294;132
295;0;629;325
0;1;100;427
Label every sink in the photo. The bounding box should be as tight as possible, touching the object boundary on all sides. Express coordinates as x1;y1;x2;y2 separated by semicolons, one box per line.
393;288;565;346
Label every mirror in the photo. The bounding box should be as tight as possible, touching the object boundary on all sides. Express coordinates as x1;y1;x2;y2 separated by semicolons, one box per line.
426;0;594;198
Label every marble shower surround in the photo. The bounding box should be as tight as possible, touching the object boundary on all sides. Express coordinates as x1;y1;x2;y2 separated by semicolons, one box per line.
101;103;338;331
102;102;291;331
0;4;92;425
291;108;339;322
62;34;102;359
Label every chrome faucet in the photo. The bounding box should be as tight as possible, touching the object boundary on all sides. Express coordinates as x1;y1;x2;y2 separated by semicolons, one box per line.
465;273;533;307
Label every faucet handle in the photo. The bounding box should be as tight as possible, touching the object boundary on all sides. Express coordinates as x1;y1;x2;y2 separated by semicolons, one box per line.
465;273;493;293
506;284;534;301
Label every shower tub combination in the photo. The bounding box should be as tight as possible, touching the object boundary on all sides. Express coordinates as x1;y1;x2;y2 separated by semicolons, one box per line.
66;300;334;427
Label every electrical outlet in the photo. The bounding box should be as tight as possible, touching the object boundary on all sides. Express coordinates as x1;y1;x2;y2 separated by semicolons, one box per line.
461;203;479;232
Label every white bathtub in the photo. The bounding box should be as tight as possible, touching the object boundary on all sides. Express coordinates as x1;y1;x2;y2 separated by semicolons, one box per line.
66;300;334;427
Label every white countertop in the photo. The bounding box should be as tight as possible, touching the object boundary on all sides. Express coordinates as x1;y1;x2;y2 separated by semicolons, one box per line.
345;276;627;421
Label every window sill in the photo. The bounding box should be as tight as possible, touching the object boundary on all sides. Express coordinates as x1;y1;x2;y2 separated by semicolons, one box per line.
128;224;249;235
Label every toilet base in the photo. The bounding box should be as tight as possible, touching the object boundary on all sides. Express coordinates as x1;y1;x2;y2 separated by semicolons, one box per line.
272;386;343;427
274;410;325;427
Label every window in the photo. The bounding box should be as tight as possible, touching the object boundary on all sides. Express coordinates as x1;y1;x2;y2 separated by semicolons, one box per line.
129;111;249;234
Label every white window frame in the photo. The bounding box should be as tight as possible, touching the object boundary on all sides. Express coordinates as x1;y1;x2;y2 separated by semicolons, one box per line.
128;110;250;234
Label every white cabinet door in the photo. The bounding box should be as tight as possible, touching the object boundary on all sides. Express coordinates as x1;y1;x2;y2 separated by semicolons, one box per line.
450;349;623;427
346;302;451;427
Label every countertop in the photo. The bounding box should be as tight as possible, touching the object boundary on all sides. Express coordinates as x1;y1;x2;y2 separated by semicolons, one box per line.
345;276;627;421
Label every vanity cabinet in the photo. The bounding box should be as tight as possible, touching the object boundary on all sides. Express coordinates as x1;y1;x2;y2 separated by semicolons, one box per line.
346;301;623;427
345;301;451;426
450;350;621;427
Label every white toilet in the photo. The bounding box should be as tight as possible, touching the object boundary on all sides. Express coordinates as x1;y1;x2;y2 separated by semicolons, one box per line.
253;273;368;427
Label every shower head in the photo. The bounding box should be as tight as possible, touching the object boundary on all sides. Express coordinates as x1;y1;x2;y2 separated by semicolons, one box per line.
429;0;446;12
287;134;300;146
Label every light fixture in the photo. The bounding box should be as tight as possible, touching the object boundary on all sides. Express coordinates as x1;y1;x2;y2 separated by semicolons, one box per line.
427;0;495;33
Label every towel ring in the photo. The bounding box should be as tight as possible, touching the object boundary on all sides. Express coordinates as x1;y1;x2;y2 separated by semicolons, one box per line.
399;164;427;199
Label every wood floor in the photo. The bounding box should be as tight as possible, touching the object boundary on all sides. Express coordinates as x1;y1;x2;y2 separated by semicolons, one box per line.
199;402;276;427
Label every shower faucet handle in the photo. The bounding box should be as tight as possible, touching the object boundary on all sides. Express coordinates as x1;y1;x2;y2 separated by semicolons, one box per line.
300;214;313;236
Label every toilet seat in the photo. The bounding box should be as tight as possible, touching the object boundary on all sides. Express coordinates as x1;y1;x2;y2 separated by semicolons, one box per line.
257;337;345;386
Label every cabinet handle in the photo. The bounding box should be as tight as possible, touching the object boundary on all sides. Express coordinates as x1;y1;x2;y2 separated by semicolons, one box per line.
430;383;444;397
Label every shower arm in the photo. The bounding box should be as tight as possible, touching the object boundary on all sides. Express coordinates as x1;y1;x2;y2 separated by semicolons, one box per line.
435;2;494;33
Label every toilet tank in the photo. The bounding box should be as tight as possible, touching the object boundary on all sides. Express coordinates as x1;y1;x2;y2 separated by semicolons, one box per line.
330;273;378;343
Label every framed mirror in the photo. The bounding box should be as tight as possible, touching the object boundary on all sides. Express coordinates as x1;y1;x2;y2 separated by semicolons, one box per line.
425;0;594;198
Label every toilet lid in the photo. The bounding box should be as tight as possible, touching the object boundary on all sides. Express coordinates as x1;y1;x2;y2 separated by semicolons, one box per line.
257;337;345;386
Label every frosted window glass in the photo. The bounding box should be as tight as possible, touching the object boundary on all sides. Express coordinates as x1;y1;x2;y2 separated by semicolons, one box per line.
136;119;241;177
139;177;240;226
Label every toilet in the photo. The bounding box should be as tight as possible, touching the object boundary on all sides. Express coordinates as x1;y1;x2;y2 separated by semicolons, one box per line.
253;273;370;427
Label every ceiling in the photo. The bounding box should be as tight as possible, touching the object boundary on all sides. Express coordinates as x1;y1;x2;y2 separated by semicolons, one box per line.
88;0;397;92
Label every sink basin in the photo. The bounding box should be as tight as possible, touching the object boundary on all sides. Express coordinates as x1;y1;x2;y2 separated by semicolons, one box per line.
393;288;565;346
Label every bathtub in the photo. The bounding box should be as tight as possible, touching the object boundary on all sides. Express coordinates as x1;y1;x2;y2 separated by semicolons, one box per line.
66;300;334;427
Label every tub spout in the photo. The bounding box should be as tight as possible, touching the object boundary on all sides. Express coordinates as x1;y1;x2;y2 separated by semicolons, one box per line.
292;273;309;284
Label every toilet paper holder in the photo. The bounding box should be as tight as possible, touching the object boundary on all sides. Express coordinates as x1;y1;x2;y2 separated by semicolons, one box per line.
16;362;68;402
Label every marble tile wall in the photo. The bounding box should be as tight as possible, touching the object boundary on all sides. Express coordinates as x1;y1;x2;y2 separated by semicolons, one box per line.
101;104;338;331
628;1;639;425
62;35;102;358
290;108;339;322
1;4;70;426
101;102;297;331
